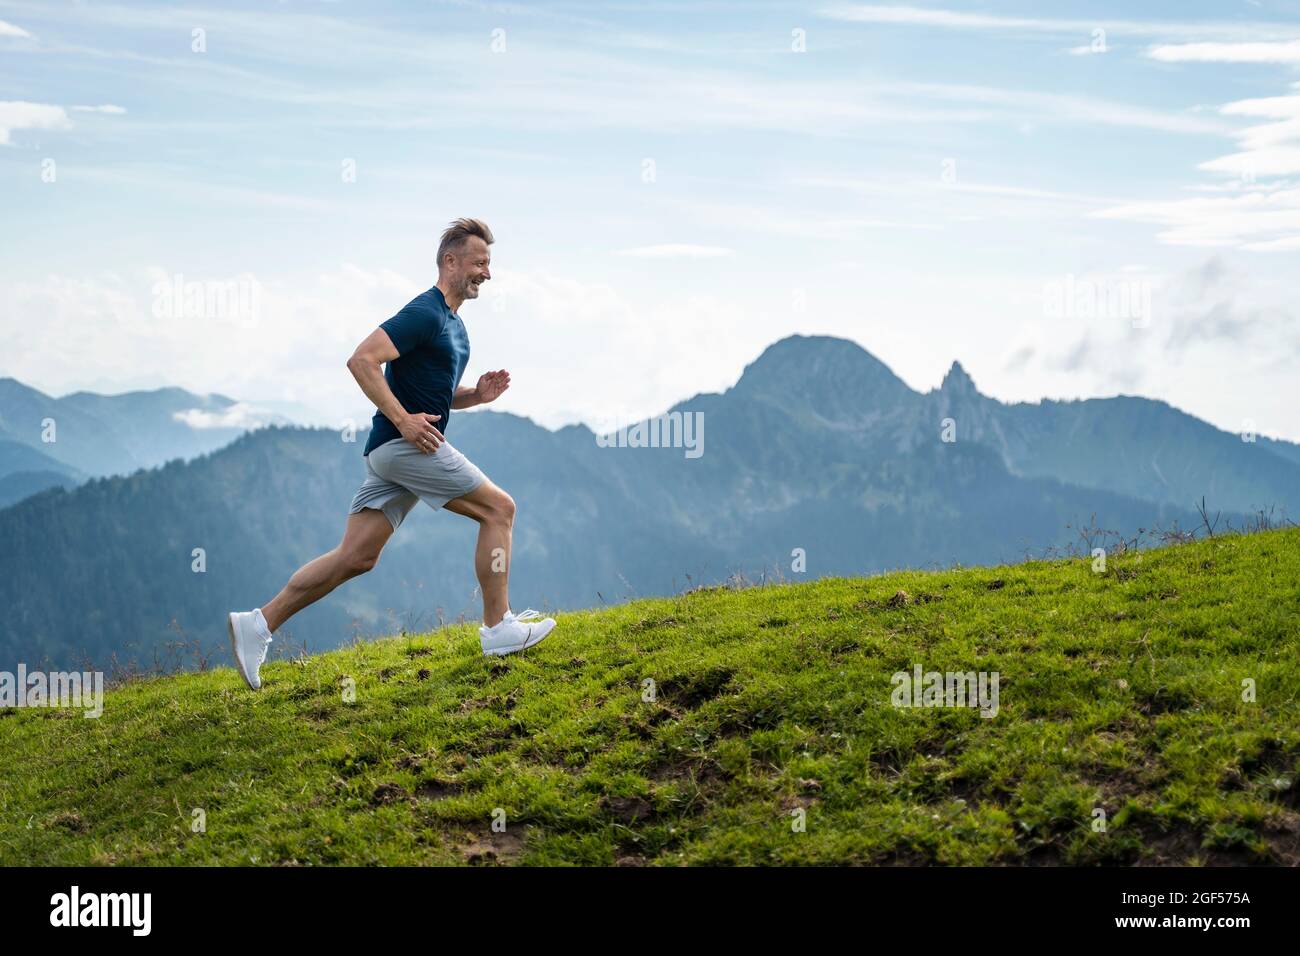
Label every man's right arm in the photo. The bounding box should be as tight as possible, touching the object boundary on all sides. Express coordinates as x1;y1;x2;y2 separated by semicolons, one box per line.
347;328;444;453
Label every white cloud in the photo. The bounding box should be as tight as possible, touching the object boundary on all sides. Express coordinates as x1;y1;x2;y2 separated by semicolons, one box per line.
821;5;1114;34
1148;41;1300;64
1092;68;1300;247
1200;148;1300;178
1240;235;1300;251
0;266;419;427
995;258;1300;438
0;100;69;145
1184;181;1291;193
888;82;1229;135
1192;93;1300;179
1092;188;1300;246
820;5;1298;41
796;174;1118;211
416;268;769;432
69;166;336;212
0;264;769;435
172;403;278;430
0;19;31;38
612;244;735;259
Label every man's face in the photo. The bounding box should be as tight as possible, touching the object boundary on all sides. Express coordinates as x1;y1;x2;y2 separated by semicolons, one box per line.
449;236;491;301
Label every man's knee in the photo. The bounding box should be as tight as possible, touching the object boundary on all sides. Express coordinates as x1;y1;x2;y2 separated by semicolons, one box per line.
493;491;516;527
474;486;515;527
341;546;381;577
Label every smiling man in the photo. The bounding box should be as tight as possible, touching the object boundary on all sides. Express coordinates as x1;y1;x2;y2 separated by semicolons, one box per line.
227;218;556;690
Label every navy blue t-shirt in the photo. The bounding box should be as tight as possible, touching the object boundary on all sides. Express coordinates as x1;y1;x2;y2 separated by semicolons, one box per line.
363;286;470;456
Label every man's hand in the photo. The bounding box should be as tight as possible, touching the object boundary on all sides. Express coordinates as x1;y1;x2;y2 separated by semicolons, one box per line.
475;369;511;405
398;412;444;454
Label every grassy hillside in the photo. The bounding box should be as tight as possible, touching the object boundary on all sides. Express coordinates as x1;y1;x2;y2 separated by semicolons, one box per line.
1;528;1297;866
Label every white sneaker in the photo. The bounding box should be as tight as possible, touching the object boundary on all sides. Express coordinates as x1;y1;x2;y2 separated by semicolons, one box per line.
479;608;556;657
228;609;273;690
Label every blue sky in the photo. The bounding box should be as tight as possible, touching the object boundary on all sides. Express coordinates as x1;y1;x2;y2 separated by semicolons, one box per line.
2;0;1299;439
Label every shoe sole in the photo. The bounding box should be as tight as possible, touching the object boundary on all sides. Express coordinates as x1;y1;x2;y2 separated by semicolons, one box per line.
227;613;260;691
481;619;556;657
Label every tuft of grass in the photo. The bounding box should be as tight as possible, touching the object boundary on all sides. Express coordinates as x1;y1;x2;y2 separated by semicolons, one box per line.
1;527;1298;866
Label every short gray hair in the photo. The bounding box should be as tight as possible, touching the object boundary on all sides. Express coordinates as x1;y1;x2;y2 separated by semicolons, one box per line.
437;218;494;269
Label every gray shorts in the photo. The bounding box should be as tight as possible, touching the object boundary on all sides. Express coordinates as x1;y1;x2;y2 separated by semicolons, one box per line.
349;437;488;531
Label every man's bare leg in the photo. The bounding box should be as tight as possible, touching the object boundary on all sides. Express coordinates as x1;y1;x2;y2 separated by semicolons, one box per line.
443;478;515;628
261;508;396;633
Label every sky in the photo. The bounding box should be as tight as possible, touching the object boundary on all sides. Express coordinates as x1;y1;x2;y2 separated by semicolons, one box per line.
2;0;1299;440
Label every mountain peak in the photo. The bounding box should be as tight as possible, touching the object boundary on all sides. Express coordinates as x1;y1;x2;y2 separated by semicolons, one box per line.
940;360;978;396
727;334;918;423
736;335;910;389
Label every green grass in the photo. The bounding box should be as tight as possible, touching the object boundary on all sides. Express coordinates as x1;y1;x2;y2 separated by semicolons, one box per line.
2;527;1298;866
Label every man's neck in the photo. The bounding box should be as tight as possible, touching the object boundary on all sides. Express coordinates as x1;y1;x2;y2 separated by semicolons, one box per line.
436;278;463;314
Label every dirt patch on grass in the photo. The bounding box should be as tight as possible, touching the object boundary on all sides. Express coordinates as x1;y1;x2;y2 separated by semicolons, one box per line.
875;846;931;866
854;590;942;612
599;794;655;823
622;705;680;740
1133;686;1196;715
370;782;408;806
1144;827;1257;866
1260;813;1300;866
648;756;725;787
458;826;526;865
658;667;735;710
50;810;87;832
1022;841;1066;866
1092;819;1273;866
302;704;337;724
629;616;679;633
417;778;464;800
460;691;518;715
778;791;819;812
868;745;910;777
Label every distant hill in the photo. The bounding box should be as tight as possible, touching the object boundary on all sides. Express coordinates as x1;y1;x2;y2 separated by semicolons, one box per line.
0;438;82;508
0;334;1295;669
0;378;292;505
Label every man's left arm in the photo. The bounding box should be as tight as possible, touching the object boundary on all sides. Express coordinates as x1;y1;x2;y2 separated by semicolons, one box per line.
453;369;511;409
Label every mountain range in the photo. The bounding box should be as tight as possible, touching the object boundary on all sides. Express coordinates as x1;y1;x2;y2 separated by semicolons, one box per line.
0;378;289;507
1;334;1295;670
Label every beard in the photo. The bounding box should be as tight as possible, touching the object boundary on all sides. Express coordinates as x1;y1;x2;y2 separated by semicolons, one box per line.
462;275;482;298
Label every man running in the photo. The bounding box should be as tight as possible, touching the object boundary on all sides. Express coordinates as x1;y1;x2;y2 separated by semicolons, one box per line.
227;217;556;690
